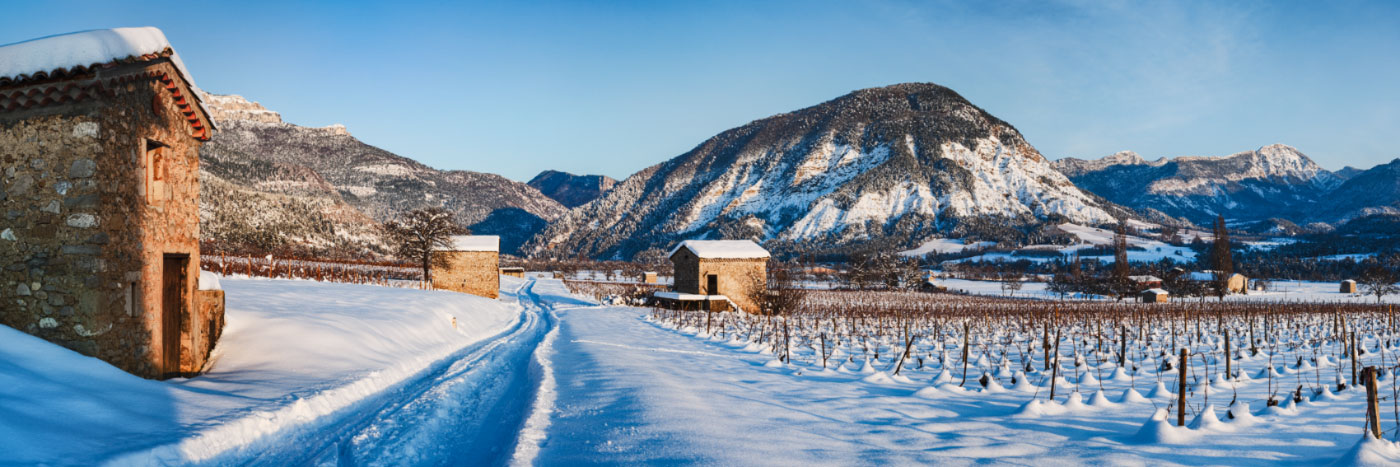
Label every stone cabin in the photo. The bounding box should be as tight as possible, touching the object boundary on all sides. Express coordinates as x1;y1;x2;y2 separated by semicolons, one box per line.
1140;288;1170;303
1340;280;1357;294
667;240;769;313
642;271;658;284
0;28;224;379
1188;271;1249;294
499;266;525;279
431;235;500;299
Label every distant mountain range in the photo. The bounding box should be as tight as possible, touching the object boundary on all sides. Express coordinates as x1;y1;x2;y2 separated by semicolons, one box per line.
197;86;1400;263
1054;145;1400;228
524;83;1129;260
198;94;566;257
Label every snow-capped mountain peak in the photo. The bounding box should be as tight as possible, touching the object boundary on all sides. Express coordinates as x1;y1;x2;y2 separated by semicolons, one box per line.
525;83;1123;260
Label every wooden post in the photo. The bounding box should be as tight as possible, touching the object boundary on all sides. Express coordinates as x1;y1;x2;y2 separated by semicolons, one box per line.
1224;327;1231;378
960;321;971;386
1050;328;1061;401
1178;347;1188;427
1364;366;1381;439
1351;331;1359;388
1043;325;1051;371
1120;324;1127;366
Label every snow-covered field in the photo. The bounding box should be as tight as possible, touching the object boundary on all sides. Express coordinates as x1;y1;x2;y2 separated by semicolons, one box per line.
0;276;524;465
7;275;1400;465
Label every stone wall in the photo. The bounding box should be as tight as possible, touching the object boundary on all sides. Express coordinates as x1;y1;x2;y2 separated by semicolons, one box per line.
0;60;216;378
192;289;225;370
430;250;499;299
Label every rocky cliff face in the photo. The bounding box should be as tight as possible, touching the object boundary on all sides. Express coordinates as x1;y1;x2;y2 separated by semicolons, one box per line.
527;170;617;208
198;93;566;257
524;83;1123;260
1053;144;1343;225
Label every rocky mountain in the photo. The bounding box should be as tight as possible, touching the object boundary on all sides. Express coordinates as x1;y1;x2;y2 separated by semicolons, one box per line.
1053;144;1342;226
1320;158;1400;221
527;170;617;208
198;94;567;257
524;83;1124;261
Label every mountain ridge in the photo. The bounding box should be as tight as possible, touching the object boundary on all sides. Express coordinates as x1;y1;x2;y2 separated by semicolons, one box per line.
525;82;1125;260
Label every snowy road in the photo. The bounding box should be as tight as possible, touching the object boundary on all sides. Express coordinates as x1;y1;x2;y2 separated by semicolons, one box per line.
214;279;563;466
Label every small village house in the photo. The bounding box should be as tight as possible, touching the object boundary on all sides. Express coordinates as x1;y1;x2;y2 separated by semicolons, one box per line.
1128;275;1163;288
1140;288;1170;303
655;240;768;312
430;235;500;299
1187;271;1249;294
1340;279;1357;294
499;266;525;279
0;28;223;379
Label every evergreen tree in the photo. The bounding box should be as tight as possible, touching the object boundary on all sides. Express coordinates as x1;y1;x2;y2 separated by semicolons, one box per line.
1210;215;1234;298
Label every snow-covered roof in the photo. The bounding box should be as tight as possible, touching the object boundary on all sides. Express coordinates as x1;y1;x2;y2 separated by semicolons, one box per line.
1129;275;1162;282
668;240;770;259
436;235;499;252
1143;288;1169;295
0;27;215;131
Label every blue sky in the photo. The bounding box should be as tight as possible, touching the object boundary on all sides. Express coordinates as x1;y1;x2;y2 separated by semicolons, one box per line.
3;1;1397;181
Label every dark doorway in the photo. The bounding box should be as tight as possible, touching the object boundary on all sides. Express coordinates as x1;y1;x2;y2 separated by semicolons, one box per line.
706;274;719;295
162;254;188;377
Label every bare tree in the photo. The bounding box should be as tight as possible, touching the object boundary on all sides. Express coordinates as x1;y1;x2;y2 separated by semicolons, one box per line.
1000;272;1024;297
383;208;467;283
1358;266;1399;304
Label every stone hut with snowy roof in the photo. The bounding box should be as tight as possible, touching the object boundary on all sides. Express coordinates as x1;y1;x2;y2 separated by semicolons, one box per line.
1340;280;1358;294
1139;288;1170;303
662;240;769;312
0;27;222;379
431;235;500;299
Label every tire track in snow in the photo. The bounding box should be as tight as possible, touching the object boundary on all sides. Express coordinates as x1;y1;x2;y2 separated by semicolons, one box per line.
205;279;555;466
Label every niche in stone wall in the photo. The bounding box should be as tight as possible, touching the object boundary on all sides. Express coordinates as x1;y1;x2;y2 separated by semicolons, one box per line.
145;139;168;204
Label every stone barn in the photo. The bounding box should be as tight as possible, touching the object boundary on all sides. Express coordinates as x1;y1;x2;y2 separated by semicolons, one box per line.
642;271;658;284
430;235;500;299
664;240;769;313
1140;288;1170;303
499;266;525;278
1341;280;1358;294
0;28;223;379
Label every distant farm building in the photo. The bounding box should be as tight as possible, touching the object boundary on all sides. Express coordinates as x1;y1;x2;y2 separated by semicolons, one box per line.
499;266;525;279
1140;288;1170;303
654;240;769;312
642;272;658;284
1188;271;1249;294
0;28;224;379
431;235;500;299
1128;275;1163;288
1340;280;1358;294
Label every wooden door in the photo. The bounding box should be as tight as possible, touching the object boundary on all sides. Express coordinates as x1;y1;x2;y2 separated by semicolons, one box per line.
707;274;719;295
162;254;188;377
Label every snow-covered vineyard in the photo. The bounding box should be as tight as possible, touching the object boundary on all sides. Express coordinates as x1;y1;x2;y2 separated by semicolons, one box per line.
4;274;1400;465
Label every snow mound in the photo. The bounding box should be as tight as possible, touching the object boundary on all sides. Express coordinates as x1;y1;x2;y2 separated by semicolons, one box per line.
1132;409;1198;444
1332;432;1400;466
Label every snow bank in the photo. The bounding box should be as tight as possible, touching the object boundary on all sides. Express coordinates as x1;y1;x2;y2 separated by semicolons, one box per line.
0;276;522;464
